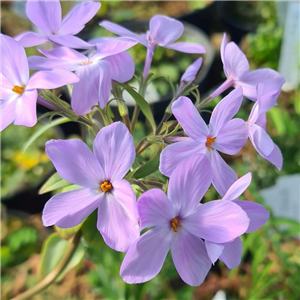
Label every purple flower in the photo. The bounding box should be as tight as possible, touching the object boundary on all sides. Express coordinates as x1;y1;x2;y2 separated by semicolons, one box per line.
100;15;205;78
0;34;79;131
160;87;248;196
205;173;270;268
28;44;135;114
247;84;283;170
120;155;249;286
210;33;285;101
177;57;203;95
42;122;140;252
15;0;100;49
100;15;205;54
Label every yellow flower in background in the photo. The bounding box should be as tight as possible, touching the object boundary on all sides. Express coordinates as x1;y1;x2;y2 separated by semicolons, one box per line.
13;152;49;171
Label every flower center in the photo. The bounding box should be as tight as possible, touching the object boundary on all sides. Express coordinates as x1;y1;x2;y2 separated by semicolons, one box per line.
100;181;113;192
12;85;25;95
81;60;93;65
171;217;182;232
206;136;217;151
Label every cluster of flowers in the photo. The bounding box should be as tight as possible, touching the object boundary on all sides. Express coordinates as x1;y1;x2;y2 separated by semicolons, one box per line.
1;0;284;287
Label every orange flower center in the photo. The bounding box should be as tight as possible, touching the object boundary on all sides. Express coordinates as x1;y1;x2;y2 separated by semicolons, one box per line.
206;136;217;151
12;85;25;95
171;217;182;232
100;181;113;192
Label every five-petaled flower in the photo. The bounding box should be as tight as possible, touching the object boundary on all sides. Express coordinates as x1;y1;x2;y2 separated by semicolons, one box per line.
121;155;250;286
42;122;140;252
0;34;79;131
15;0;100;49
204;172;270;268
160;87;248;196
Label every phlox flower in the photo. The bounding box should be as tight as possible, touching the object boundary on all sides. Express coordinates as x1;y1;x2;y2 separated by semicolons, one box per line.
120;155;250;286
28;43;135;114
205;173;270;268
247;84;283;170
15;0;100;49
0;34;79;131
42;122;140;252
160;87;248;196
100;15;205;78
210;33;285;101
177;57;203;96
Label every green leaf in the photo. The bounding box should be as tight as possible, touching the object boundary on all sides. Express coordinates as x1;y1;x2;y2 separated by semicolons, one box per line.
22;117;70;153
39;172;72;195
81;210;103;248
119;83;156;133
40;233;85;281
133;153;160;179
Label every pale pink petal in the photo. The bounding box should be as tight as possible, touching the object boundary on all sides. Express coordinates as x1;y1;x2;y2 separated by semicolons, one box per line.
138;189;175;230
103;52;134;83
205;241;225;264
27;70;79;89
159;140;204;177
112;179;139;225
120;226;173;283
220;33;228;76
14;31;49;47
60;1;101;35
14;89;37;127
149;15;184;46
39;46;87;61
171;228;211;286
1;34;29;85
28;56;80;71
89;37;138;59
181;57;203;82
168;154;213;217
26;0;61;35
97;193;140;252
48;35;93;49
262;143;283;170
237;69;285;101
42;188;100;227
93;122;135;181
249;124;274;156
183;200;249;243
172;96;208;142
1;74;14;100
215;118;248;155
233;200;270;233
165;42;205;54
209;87;243;136
219;238;243;269
222;173;252;201
0;98;17;131
209;151;238;197
71;63;101;115
45;139;104;188
98;60;112;109
99;20;147;46
223;42;249;79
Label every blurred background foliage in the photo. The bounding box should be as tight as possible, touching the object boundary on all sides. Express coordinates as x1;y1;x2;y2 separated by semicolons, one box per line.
1;1;299;300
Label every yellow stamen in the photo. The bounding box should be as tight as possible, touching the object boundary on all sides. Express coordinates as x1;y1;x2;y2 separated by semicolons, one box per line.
100;181;113;192
12;85;25;95
171;217;182;232
206;136;217;151
81;60;92;65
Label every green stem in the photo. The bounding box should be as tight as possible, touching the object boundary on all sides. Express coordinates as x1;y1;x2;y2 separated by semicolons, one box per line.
130;106;140;134
10;231;82;300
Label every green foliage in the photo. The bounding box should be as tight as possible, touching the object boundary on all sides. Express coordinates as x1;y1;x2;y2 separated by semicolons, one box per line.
39;233;85;281
39;172;72;195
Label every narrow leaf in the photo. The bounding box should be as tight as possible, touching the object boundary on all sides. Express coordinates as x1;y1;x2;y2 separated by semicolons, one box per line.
119;83;156;133
134;153;160;179
39;172;72;195
22;117;70;153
